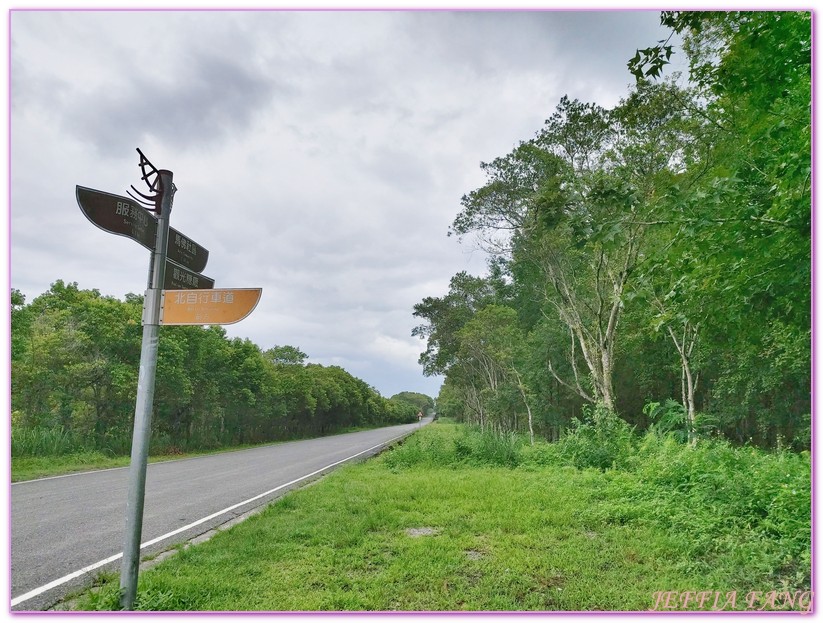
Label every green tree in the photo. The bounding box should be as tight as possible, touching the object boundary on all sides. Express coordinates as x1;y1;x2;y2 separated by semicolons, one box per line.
265;345;308;366
457;305;535;443
629;11;811;445
390;392;434;415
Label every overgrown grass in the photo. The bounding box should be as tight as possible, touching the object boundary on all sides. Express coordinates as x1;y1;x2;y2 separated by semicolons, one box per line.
75;421;810;612
11;426;91;457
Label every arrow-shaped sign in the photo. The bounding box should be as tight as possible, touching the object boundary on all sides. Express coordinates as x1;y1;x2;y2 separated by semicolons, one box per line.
167;227;209;273
77;185;210;273
163;261;214;290
160;288;261;326
77;186;157;249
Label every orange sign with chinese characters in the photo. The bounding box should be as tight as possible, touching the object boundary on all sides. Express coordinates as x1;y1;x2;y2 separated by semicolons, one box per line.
160;288;262;326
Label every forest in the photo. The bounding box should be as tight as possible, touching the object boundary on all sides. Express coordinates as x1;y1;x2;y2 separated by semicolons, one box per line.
10;12;811;460
11;281;423;457
413;11;811;449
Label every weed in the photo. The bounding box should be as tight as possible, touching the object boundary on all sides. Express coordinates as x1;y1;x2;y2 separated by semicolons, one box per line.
69;422;809;612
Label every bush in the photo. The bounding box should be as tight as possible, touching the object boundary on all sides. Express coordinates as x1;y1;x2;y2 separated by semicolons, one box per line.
593;429;811;587
555;404;635;470
383;423;527;469
387;417;810;589
12;426;85;457
518;440;563;467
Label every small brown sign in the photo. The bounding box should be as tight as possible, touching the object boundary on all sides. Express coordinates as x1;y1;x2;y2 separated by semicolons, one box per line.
163;261;215;290
160;288;261;326
76;186;157;249
167;228;209;273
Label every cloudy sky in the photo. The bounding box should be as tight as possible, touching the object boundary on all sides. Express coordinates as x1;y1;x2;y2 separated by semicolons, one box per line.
9;8;684;399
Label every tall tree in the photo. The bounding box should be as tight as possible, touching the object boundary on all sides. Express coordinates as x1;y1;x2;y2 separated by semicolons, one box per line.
630;11;811;444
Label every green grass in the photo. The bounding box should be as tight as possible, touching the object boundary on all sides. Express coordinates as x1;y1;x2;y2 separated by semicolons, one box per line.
11;452;133;482
73;422;810;612
11;424;410;482
11;444;294;482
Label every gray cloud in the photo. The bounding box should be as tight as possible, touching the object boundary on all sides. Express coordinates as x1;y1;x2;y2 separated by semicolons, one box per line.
62;49;279;157
10;9;677;398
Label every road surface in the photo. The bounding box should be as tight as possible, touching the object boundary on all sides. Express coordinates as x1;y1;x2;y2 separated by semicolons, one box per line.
11;420;427;610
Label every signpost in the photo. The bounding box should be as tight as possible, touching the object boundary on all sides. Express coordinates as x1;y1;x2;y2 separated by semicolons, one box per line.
163;261;214;290
160;288;262;325
76;185;210;273
76;149;261;610
76;186;157;250
167;226;209;273
117;168;172;613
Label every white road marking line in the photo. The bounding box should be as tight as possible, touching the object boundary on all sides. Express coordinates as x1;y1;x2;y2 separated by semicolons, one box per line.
12;425;409;485
11;433;407;608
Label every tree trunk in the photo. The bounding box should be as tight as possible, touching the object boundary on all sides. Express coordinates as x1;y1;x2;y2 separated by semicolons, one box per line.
683;362;697;444
513;369;534;445
667;323;699;445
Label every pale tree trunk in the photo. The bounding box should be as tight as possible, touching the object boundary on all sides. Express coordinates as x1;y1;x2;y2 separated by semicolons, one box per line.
463;381;484;429
537;233;638;415
666;322;700;445
598;344;616;412
512;368;534;445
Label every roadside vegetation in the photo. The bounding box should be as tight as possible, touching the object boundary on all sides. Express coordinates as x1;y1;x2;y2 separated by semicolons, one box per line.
414;11;810;450
12;436;275;482
13;10;810;613
11;283;428;479
76;421;809;612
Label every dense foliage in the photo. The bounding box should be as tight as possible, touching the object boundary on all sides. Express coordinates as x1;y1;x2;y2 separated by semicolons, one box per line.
413;11;810;449
11;281;419;457
77;421;810;610
385;421;810;591
389;391;436;415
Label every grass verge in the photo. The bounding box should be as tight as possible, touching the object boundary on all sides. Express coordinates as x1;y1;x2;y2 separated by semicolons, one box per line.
13;428;385;482
12;452;133;482
12;445;297;482
74;422;811;612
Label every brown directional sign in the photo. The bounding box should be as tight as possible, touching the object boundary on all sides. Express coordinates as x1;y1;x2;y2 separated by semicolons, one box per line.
78;185;210;272
160;288;262;326
76;186;157;250
163;261;215;290
167;228;209;273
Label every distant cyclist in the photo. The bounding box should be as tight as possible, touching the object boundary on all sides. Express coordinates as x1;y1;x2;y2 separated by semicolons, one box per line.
417;411;423;422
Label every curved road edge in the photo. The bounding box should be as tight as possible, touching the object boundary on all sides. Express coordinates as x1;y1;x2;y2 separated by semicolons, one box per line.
12;419;429;612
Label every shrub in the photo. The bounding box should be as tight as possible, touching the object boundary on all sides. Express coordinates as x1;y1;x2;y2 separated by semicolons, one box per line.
556;404;635;470
383;423;527;469
11;426;85;457
594;429;811;587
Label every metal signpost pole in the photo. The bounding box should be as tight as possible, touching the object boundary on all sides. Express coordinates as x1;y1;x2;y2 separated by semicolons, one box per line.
119;170;174;610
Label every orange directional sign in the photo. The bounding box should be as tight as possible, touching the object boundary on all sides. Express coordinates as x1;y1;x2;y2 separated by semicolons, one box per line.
159;288;261;326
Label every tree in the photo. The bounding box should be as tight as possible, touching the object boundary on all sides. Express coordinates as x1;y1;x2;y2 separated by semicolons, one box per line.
630;11;811;445
265;345;308;366
453;84;695;413
457;305;535;443
412;270;504;377
12;283;414;455
415;11;810;449
390;392;434;415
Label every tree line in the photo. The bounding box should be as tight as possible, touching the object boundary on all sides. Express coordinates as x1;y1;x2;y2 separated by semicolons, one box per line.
11;281;422;456
413;11;810;449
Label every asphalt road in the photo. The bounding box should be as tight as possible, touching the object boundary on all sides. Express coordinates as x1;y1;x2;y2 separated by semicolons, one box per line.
11;419;427;611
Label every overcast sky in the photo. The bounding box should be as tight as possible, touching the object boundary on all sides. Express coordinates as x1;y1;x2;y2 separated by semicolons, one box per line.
9;9;686;399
